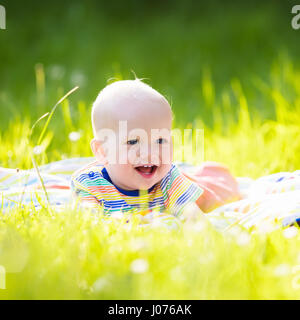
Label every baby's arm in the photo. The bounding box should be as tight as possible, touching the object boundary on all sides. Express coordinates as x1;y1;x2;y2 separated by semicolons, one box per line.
183;162;241;213
70;179;102;212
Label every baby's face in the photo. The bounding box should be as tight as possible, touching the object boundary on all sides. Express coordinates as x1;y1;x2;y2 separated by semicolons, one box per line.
92;92;173;191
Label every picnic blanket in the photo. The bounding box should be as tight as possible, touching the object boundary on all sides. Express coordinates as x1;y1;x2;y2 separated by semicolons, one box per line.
1;158;300;231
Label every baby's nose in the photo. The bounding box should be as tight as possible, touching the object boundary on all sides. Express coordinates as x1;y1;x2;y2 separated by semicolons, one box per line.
138;146;160;165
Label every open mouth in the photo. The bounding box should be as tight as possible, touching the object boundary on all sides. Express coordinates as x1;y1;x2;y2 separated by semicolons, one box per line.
134;165;158;178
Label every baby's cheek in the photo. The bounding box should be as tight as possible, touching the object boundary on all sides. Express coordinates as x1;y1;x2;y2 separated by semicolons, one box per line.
127;147;140;166
160;144;173;165
159;164;172;178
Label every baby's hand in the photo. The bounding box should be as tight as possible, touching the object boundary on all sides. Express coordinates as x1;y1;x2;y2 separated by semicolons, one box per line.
183;162;241;213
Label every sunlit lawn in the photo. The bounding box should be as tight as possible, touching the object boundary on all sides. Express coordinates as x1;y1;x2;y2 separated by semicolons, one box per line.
1;57;300;299
1;0;300;299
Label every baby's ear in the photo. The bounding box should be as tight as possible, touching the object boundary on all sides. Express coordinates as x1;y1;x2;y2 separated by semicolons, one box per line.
90;138;108;165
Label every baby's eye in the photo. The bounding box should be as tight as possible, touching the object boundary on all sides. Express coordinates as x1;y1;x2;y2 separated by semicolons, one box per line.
127;139;139;145
157;138;167;144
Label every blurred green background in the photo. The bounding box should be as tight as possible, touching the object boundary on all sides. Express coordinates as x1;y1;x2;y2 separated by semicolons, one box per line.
1;0;298;122
0;0;299;173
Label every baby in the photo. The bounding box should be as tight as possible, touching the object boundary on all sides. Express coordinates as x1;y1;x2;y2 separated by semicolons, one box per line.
71;79;240;220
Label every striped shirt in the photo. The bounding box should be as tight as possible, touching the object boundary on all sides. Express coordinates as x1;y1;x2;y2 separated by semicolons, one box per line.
71;161;203;218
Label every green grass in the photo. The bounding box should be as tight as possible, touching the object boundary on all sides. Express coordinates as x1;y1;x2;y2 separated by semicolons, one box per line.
1;0;300;299
1;57;300;299
0;207;300;299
